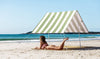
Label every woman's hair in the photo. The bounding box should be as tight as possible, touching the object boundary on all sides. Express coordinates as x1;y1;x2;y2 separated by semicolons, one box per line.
40;36;47;43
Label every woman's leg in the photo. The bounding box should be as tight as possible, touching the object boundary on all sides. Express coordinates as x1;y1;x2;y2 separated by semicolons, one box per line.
46;38;69;50
58;38;69;50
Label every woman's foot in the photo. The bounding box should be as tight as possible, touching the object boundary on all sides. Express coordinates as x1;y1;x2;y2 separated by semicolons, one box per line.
64;38;69;41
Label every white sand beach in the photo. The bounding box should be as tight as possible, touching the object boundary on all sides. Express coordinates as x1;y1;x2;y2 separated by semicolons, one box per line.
0;40;100;59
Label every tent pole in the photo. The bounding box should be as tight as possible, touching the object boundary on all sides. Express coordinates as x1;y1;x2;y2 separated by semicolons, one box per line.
79;23;81;48
48;33;49;40
64;33;65;38
79;32;81;48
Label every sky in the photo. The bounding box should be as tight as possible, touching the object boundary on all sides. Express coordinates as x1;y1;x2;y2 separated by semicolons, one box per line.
0;0;100;34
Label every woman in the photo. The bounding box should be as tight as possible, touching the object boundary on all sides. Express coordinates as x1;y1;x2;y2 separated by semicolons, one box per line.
35;36;68;50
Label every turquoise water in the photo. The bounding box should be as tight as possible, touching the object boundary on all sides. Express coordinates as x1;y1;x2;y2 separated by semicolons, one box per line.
0;34;100;41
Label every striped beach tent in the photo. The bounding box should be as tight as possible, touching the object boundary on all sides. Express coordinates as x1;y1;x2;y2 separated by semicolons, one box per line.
32;10;88;33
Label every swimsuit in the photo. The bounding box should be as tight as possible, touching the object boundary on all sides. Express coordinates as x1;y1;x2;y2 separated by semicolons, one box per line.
42;44;48;49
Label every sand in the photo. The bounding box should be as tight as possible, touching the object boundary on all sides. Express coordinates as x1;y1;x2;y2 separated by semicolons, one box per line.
0;40;100;59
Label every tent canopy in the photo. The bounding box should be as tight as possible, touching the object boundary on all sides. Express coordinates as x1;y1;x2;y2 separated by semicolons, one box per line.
32;10;88;33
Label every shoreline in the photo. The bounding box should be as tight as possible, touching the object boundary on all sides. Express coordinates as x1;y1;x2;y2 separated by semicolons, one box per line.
0;37;100;43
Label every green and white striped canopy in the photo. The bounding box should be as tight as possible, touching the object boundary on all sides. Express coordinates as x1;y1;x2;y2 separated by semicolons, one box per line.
32;10;88;33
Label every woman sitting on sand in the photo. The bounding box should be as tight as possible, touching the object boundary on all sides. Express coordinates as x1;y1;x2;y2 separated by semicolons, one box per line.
35;36;68;50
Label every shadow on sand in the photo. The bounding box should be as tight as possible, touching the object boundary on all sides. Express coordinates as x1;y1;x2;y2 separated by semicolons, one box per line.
64;46;100;50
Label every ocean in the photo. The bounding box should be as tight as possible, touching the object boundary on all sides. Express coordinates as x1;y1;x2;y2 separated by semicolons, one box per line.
0;34;100;41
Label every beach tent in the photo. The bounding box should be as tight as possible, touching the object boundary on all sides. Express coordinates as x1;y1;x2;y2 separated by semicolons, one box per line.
32;10;88;33
32;10;88;47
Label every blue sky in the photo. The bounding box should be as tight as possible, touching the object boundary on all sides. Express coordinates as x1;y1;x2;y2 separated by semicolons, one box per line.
0;0;100;34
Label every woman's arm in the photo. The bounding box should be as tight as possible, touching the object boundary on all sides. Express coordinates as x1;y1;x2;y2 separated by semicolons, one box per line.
34;47;40;49
40;42;43;49
34;42;43;49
